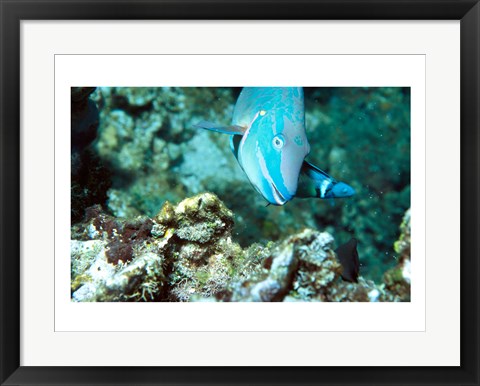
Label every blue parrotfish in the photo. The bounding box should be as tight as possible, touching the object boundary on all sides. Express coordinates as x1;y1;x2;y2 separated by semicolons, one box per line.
195;87;355;205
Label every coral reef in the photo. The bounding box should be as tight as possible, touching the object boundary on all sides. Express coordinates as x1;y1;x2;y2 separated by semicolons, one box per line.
74;87;410;282
90;87;237;218
71;194;409;302
383;208;411;301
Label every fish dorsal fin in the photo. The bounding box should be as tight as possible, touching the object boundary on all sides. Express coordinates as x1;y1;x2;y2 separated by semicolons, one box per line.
194;120;246;135
296;160;355;199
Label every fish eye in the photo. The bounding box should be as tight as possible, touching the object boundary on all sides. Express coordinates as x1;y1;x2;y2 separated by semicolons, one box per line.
272;134;285;149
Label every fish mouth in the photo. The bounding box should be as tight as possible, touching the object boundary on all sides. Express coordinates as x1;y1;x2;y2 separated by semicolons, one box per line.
271;183;288;205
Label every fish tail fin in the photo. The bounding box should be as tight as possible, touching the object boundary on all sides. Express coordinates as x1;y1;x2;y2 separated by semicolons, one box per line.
193;120;246;135
296;161;355;199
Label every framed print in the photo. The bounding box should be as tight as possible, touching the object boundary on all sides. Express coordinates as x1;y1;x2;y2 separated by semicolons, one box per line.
1;0;479;385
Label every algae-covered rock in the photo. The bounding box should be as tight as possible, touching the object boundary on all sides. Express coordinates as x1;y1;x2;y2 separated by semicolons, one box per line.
71;193;408;302
162;193;239;301
231;241;297;302
383;208;411;301
172;192;234;243
71;193;238;302
73;248;165;302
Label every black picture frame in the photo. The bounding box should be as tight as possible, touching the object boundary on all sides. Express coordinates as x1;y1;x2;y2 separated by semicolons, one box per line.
1;1;478;385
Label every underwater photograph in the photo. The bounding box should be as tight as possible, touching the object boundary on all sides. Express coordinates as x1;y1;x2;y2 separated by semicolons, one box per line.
71;87;411;302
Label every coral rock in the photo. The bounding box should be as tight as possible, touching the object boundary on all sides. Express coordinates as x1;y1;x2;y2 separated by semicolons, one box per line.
383;208;411;301
71;195;409;303
173;193;234;244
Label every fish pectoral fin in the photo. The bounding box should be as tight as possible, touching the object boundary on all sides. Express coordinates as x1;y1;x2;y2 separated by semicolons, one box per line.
229;134;242;162
193;120;246;135
296;161;355;199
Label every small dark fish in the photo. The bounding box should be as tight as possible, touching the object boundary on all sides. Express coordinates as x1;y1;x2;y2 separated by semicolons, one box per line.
335;238;360;283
